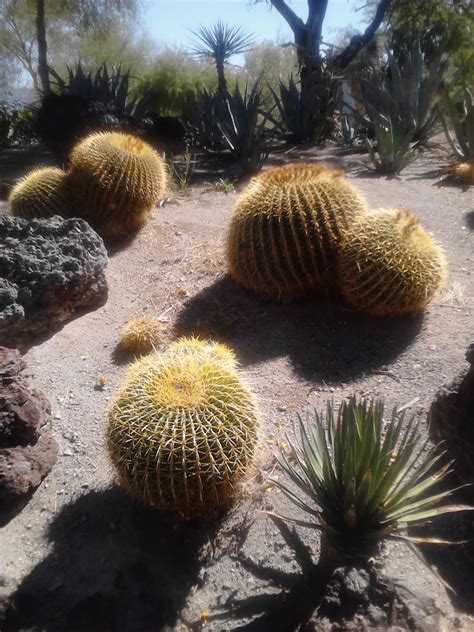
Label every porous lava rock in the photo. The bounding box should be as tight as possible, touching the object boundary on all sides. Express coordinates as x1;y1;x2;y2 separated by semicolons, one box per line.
0;214;108;347
0;347;57;509
308;566;442;631
429;343;474;498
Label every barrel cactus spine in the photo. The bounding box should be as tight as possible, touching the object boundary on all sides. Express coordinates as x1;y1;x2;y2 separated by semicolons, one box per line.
68;131;167;237
120;317;164;356
226;163;368;300
337;208;447;317
9;166;73;219
108;341;258;517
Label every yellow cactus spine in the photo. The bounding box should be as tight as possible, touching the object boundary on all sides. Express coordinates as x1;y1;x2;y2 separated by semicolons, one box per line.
68;132;167;237
337;208;447;317
107;340;258;517
9;166;72;219
120;317;164;356
226;163;367;300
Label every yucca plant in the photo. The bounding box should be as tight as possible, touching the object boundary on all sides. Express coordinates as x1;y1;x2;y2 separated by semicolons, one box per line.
274;398;472;565
189;21;255;98
218;82;269;174
349;42;448;173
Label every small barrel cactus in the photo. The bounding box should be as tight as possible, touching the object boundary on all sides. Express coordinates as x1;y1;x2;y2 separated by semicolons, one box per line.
108;340;258;516
226;163;367;300
9;166;72;219
120;317;164;356
337;209;447;317
68;132;167;237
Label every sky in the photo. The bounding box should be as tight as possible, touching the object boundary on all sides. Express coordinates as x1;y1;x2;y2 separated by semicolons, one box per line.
143;1;366;56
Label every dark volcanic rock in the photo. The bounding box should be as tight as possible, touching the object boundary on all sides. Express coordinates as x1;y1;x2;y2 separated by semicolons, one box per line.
0;214;108;347
429;343;474;497
308;566;442;631
0;347;57;511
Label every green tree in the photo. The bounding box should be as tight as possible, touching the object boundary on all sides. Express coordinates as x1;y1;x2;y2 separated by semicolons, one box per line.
386;0;474;82
0;0;140;95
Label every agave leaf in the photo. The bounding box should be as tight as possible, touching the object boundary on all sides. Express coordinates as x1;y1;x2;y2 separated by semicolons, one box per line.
272;478;321;518
399;504;474;524
385;487;469;522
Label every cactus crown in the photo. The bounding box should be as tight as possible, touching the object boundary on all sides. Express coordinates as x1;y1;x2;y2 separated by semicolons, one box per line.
167;336;238;369
9;166;72;219
337;208;447;317
227;163;367;300
108;341;258;516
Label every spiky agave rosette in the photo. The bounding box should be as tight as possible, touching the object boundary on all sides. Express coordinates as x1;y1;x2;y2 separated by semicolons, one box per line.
68;131;167;237
337;208;447;317
108;340;258;517
274;398;473;559
226;163;367;300
9;166;73;219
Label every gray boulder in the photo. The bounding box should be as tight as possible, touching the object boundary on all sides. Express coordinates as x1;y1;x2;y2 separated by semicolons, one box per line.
0;214;108;347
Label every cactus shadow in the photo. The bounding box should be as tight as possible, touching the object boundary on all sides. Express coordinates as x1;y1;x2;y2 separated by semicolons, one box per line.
465;211;474;231
3;486;220;632
174;276;424;383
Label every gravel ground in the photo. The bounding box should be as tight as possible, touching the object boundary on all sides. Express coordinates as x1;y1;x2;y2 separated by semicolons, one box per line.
0;146;473;631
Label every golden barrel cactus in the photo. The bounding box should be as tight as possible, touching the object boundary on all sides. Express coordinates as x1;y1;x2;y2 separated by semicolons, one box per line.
167;337;238;370
9;166;72;219
108;341;258;516
337;209;447;317
68;132;167;237
120;317;164;356
226;163;367;300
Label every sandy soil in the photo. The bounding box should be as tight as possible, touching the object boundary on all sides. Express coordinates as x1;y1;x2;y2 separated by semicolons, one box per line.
0;145;473;631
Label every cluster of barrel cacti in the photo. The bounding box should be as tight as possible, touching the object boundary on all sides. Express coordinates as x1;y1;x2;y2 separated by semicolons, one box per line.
226;163;447;317
108;338;258;517
8;131;167;238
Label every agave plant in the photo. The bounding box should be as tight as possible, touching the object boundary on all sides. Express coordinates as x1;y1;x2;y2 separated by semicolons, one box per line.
439;83;474;161
189;21;255;98
349;42;448;173
269;72;337;144
183;88;224;150
274;398;471;562
218;81;269;174
48;62;152;118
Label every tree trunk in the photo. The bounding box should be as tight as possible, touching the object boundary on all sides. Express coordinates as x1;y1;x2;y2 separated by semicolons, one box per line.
36;0;50;94
216;59;229;99
270;0;393;74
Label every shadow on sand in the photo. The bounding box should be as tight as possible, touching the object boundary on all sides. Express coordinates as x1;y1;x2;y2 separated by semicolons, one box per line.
3;486;222;632
174;276;423;383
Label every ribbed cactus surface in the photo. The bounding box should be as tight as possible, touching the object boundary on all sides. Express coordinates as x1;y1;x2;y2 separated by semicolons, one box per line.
226;163;367;300
337;209;447;317
9;166;72;219
68;132;167;237
108;341;258;516
167;337;238;369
